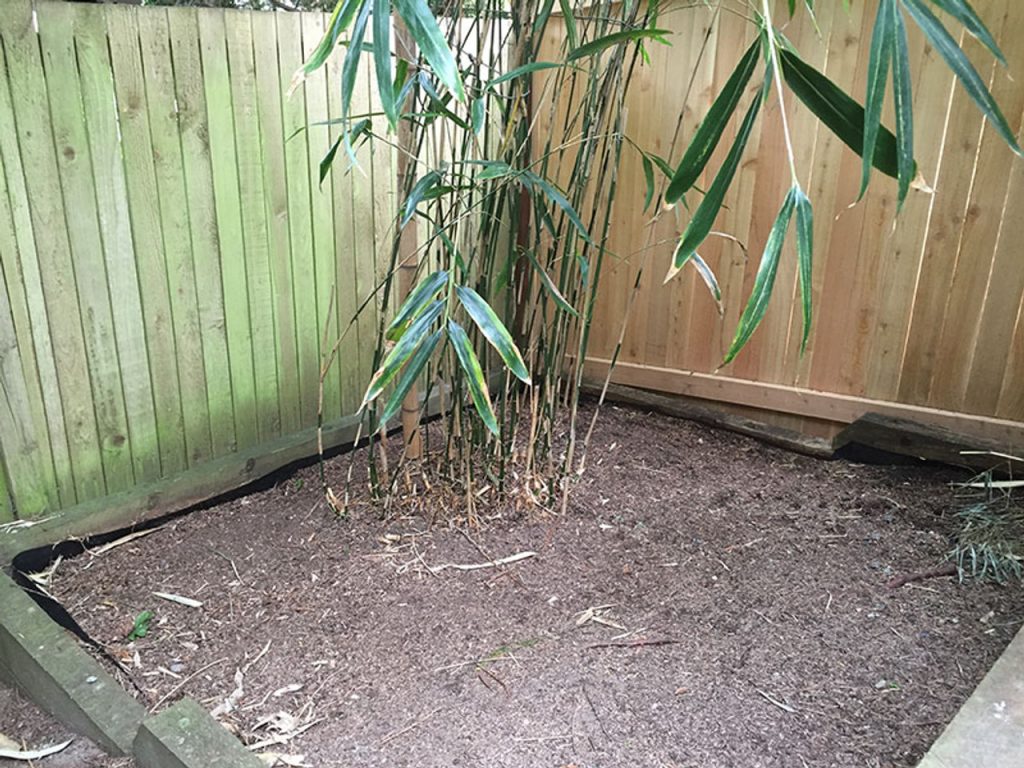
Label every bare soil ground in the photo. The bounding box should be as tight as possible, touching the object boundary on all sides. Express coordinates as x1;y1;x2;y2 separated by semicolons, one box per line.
11;402;1024;767
0;685;131;768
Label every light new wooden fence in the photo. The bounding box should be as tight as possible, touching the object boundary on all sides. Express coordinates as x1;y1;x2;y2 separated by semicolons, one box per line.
538;0;1024;448
0;1;393;520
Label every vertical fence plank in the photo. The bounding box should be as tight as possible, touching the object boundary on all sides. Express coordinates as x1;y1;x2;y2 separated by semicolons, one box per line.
862;23;951;402
75;5;161;484
137;6;213;467
301;12;342;425
168;8;236;458
277;13;320;428
225;11;281;443
350;53;381;397
2;0;103;505
0;36;61;515
38;2;134;495
928;0;1023;412
198;8;259;452
252;12;300;436
324;33;362;417
0;159;52;519
106;5;186;479
897;31;994;407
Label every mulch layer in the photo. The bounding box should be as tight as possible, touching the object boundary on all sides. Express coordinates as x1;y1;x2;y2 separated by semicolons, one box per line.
13;402;1024;767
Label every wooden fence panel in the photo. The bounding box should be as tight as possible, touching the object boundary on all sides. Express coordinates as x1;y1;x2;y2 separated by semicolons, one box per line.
540;0;1024;447
0;1;394;519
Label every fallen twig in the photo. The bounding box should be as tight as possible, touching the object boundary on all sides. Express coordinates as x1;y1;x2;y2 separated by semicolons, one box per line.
149;657;229;712
379;709;438;746
585;638;681;650
887;562;957;589
757;689;797;714
428;550;536;574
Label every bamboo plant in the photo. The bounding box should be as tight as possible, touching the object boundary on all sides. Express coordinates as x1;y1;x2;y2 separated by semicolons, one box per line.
295;0;1020;513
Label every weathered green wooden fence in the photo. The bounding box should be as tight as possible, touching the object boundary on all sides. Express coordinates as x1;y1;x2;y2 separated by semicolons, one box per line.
0;0;393;521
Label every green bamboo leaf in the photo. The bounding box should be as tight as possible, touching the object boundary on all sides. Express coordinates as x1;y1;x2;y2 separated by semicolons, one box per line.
642;154;655;213
471;97;486;135
318;118;371;184
666;37;761;205
476;161;515;180
724;187;798;364
340;0;372;122
456;285;530;383
649;153;674;179
364;299;444;405
559;0;578;50
386;270;448;341
566;28;672;63
901;0;1021;154
526;250;578;317
486;61;564;89
670;82;766;273
794;188;814;355
891;1;914;208
293;0;362;85
860;0;894;199
532;0;555;42
779;47;903;178
521;171;594;244
690;252;722;305
379;328;443;425
928;0;1005;65
401;170;443;228
393;0;465;101
448;319;499;435
372;0;397;129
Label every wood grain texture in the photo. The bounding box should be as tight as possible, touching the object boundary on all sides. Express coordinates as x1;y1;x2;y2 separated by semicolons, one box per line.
539;0;1024;442
0;1;386;518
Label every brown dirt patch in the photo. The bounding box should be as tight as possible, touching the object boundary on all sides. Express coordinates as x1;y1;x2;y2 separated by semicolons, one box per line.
30;402;1024;767
0;684;131;768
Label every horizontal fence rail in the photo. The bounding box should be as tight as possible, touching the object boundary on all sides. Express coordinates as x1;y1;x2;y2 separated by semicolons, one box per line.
537;0;1024;447
0;0;395;520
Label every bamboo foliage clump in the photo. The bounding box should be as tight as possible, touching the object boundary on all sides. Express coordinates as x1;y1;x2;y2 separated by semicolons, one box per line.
297;0;1020;512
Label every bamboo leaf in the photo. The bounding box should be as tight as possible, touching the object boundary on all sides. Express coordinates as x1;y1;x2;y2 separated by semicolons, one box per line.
292;0;362;86
860;0;894;199
670;82;765;274
372;0;397;129
363;300;444;405
386;270;449;341
379;328;443;425
401;170;443;228
666;36;761;204
690;252;722;305
456;286;530;383
476;161;515;180
393;0;465;101
559;0;578;50
532;0;556;42
486;61;564;89
794;188;814;355
448;319;499;434
780;47;903;178
901;0;1021;155
642;154;655;212
318;118;371;184
566;28;672;63
724;187;798;364
471;96;486;135
521;172;593;244
340;0;372;122
526;250;579;317
891;0;915;208
928;0;1005;65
